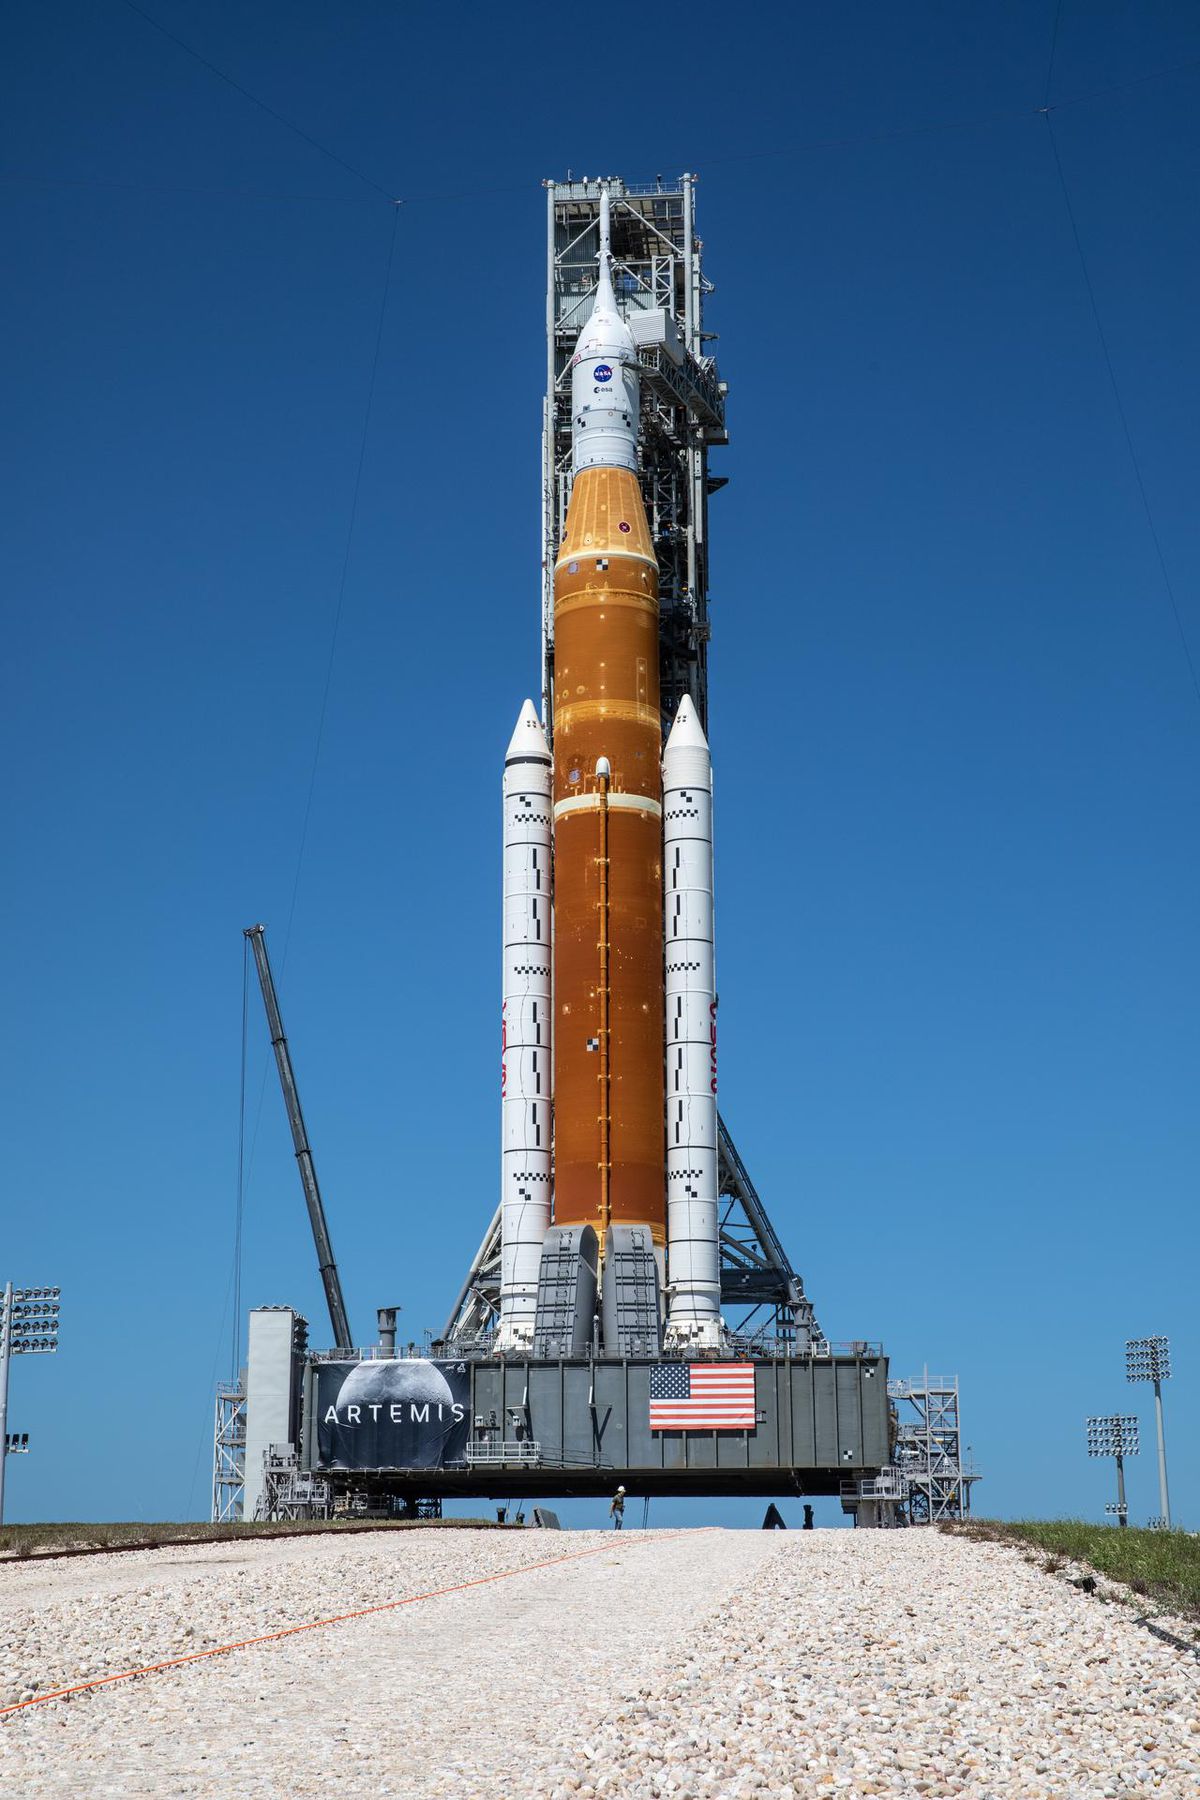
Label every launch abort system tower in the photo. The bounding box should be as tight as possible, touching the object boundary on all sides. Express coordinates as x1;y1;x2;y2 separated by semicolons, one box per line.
232;176;892;1515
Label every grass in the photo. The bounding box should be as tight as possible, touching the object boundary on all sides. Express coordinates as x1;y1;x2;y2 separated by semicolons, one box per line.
945;1518;1200;1622
0;1517;510;1559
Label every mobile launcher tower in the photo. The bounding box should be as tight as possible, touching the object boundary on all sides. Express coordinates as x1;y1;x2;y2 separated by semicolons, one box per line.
232;178;891;1521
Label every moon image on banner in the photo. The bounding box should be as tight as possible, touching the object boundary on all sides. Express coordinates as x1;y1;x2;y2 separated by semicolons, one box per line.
317;1359;470;1470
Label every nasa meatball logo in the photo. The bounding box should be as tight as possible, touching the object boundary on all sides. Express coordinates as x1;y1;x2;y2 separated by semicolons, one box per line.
318;1358;470;1470
593;363;613;383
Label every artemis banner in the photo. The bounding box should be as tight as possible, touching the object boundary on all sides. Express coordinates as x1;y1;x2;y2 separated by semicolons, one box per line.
315;1359;471;1470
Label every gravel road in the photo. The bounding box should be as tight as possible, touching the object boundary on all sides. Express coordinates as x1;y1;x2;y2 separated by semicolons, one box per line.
1;1527;1196;1797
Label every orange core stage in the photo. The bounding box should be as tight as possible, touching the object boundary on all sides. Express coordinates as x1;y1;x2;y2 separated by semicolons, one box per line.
552;465;665;1247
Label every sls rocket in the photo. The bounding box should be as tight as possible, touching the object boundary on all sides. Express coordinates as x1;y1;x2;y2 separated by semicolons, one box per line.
497;187;722;1355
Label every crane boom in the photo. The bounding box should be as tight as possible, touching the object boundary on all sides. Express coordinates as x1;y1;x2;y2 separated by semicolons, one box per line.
244;924;353;1351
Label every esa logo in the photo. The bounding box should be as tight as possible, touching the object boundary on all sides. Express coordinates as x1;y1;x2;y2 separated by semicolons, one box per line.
593;363;613;383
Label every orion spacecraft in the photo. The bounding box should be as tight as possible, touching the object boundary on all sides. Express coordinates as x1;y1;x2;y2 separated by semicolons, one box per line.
498;189;721;1358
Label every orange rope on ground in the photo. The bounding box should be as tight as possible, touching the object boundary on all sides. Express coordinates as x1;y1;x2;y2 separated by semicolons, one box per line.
0;1527;710;1721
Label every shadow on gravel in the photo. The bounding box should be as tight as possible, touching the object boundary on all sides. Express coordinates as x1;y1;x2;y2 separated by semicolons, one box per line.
1135;1616;1200;1662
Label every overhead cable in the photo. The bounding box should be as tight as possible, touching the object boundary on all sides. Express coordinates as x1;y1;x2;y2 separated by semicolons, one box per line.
232;932;249;1380
279;200;402;961
1042;111;1200;710
12;49;1199;209
119;0;399;203
236;201;402;1259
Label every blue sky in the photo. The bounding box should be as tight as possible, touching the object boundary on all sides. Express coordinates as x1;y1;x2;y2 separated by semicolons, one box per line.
3;2;1197;1529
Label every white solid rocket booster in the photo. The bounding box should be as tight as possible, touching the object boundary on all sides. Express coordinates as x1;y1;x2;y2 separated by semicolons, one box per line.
497;699;553;1349
663;695;723;1347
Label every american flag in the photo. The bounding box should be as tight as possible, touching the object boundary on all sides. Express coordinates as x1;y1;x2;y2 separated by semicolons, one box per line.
649;1362;757;1429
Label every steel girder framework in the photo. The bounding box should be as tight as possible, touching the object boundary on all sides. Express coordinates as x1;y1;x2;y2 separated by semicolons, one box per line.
716;1114;824;1351
440;1206;503;1346
888;1371;980;1523
255;1446;331;1522
211;1381;246;1523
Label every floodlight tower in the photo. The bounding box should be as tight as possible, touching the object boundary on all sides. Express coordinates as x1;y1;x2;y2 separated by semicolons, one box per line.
1086;1413;1139;1528
0;1283;62;1526
1126;1336;1171;1530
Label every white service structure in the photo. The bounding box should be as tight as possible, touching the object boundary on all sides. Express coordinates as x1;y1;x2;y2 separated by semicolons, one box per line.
243;1307;304;1520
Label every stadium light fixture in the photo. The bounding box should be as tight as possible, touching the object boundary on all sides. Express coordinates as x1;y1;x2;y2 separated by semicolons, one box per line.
1126;1335;1172;1530
1086;1414;1139;1529
0;1283;62;1526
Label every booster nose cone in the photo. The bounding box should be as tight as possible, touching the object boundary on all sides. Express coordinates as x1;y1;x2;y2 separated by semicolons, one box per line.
664;694;709;754
570;184;640;475
663;694;711;790
505;698;550;765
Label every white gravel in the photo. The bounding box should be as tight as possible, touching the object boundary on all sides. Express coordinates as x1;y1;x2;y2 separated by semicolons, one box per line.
1;1527;1196;1797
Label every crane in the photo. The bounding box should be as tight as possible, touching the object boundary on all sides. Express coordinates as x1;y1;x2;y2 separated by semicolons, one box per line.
244;924;353;1351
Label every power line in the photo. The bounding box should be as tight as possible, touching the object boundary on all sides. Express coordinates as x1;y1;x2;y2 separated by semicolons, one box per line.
119;0;398;203
1049;52;1200;115
695;103;1037;171
279;201;402;963
186;936;251;1518
653;55;1200;175
11;49;1200;211
1041;111;1200;710
234;200;402;1251
217;202;401;1361
185;1243;237;1518
1044;0;1064;111
232;933;249;1381
0;170;372;204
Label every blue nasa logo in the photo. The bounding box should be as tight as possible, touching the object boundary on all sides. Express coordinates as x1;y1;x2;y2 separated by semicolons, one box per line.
593;363;613;383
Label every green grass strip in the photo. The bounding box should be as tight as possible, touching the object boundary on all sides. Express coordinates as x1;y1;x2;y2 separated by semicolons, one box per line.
0;1517;509;1560
945;1518;1200;1622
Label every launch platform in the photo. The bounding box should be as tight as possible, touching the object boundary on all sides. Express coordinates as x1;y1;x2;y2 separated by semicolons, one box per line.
311;1351;891;1503
231;1308;890;1514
